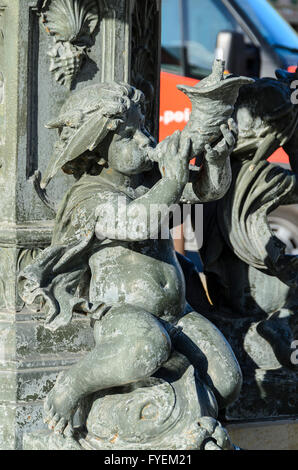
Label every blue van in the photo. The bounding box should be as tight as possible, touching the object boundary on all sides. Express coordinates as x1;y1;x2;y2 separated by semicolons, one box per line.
161;0;298;79
161;0;298;257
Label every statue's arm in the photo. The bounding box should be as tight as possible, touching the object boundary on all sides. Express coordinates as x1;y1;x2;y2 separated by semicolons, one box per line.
95;134;191;241
180;158;232;203
94;180;184;242
180;122;235;203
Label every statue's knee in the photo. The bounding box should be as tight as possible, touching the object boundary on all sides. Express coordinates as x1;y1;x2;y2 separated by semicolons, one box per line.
127;310;171;378
95;305;172;380
127;331;171;380
178;311;242;407
217;362;242;409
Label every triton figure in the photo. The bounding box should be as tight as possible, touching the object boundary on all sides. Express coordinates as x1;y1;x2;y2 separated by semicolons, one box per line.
19;62;251;449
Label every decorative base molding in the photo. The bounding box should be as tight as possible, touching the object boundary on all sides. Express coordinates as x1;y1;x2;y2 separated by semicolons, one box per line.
0;221;54;247
226;368;298;421
227;418;298;450
0;310;94;449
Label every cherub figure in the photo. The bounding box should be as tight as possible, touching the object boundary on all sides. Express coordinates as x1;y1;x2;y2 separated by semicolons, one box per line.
19;79;242;444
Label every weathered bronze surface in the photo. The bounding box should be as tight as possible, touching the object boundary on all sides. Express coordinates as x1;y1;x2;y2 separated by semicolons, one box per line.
2;0;297;451
0;0;162;450
19;63;249;449
200;69;298;420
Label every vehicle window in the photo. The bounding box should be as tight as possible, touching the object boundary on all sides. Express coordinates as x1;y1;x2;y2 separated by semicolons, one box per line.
185;0;238;78
161;0;238;79
161;0;183;76
232;0;298;51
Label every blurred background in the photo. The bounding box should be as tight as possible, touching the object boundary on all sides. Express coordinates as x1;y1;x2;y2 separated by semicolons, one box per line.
159;0;298;266
271;0;298;32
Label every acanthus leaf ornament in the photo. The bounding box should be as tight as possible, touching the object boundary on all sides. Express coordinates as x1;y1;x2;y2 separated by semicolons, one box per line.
41;0;100;89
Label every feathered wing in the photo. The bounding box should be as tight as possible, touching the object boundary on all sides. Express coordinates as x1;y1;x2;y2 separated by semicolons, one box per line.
41;113;111;188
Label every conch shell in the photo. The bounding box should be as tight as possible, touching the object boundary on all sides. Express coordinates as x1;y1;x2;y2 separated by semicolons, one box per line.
178;59;254;157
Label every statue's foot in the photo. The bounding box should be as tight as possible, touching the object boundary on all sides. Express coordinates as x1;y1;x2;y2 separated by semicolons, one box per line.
256;318;298;370
198;417;234;450
44;371;79;436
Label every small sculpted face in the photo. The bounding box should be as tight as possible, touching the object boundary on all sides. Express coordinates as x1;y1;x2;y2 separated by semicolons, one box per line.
106;103;155;175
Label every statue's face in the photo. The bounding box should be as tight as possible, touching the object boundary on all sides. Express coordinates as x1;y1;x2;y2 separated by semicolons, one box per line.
107;103;154;175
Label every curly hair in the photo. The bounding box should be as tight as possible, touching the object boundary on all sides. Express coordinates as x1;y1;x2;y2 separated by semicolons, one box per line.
45;82;146;182
56;82;145;130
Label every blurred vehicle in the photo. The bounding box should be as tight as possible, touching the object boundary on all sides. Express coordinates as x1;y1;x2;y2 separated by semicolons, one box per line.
161;0;298;258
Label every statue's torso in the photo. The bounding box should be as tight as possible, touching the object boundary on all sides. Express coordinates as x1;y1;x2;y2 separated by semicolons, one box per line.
89;238;186;323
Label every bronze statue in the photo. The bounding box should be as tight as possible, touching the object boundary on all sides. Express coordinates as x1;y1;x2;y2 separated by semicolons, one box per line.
19;62;252;449
199;69;298;419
